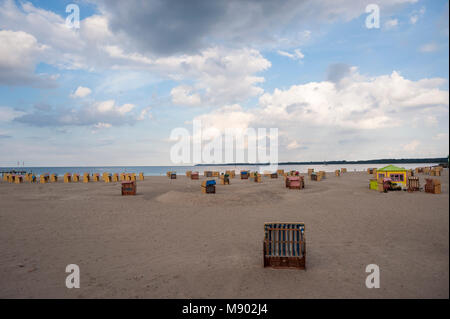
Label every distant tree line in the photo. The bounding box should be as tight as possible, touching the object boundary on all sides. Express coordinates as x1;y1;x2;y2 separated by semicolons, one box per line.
195;157;448;166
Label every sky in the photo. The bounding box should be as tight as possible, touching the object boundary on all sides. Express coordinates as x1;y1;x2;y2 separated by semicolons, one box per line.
0;0;448;166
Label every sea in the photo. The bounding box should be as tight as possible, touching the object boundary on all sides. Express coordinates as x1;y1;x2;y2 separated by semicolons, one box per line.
0;163;442;176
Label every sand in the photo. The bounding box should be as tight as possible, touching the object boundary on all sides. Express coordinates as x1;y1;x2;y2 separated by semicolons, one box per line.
0;171;448;298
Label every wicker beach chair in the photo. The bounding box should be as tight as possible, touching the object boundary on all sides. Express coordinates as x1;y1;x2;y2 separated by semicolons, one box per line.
264;223;306;269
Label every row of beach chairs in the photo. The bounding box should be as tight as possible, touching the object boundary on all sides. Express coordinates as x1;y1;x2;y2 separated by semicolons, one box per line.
2;172;145;184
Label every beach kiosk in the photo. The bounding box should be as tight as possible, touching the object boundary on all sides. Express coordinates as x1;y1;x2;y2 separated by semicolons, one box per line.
376;165;408;189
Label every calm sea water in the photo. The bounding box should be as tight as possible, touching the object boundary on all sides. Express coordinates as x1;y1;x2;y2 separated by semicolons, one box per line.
0;163;441;176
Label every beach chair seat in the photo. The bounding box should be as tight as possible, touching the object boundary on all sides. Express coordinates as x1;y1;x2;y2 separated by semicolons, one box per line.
264;223;306;269
72;174;80;182
121;181;136;195
50;174;58;182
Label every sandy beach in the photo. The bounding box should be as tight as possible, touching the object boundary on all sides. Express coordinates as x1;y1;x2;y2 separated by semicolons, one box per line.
0;170;448;298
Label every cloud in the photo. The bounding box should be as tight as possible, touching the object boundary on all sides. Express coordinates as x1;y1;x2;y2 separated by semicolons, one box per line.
190;68;448;158
95;0;418;55
14;99;138;127
70;86;92;98
93;122;112;129
403;140;420;151
410;6;425;24
277;49;304;60
419;42;438;53
0;106;25;122
0;29;57;87
171;86;202;107
384;18;399;30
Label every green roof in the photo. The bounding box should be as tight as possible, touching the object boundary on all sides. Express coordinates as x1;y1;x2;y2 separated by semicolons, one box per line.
377;165;407;172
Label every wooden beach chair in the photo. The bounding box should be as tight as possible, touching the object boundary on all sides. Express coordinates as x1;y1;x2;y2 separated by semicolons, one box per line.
307;168;314;176
112;173;119;182
254;172;262;183
103;173;112;183
240;171;249;179
263;223;306;269
72;173;80;182
14;175;23;184
201;180;216;193
277;169;284;176
120;173;126;181
341;168;347;173
285;176;304;189
121;181;136;195
335;170;340;176
50;174;57;182
139;172;144;181
40;174;49;184
270;172;278;179
191;171;199;180
407;176;420;192
64;173;71;183
92;173;100;182
425;179;441;194
170;172;177;179
83;173;90;183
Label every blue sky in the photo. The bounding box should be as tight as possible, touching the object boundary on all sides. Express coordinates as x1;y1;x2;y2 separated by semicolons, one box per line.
0;0;448;166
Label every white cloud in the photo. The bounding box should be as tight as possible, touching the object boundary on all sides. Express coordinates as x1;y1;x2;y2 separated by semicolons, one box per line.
93;122;112;129
0;106;25;122
410;6;426;24
0;30;55;87
277;49;304;60
286;140;302;150
384;19;399;30
95;100;135;115
171;86;202;107
403;140;420;151
137;107;152;121
70;86;92;98
191;68;448;158
419;42;438;53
